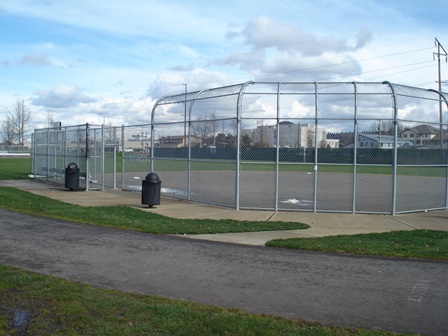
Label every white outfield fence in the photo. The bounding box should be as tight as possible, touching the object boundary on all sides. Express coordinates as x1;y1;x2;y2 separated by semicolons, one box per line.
32;81;448;214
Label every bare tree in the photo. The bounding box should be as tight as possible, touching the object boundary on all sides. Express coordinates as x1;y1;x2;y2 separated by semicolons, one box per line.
307;131;314;148
192;116;212;147
369;120;404;135
4;99;31;145
209;112;219;146
104;121;118;144
47;113;55;128
230;119;238;136
2;115;16;144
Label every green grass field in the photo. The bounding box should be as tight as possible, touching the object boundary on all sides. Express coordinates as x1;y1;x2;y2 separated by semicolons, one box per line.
0;187;309;234
0;264;404;336
2;155;445;179
0;157;32;180
267;230;448;260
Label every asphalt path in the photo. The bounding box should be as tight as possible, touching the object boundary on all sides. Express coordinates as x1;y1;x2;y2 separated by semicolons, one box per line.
1;209;447;335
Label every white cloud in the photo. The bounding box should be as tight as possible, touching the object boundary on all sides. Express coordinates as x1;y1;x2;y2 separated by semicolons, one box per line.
32;84;96;108
212;16;372;82
19;53;54;67
233;16;372;56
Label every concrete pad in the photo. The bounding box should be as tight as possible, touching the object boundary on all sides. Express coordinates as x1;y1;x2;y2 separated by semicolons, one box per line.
142;203;274;222
273;212;399;227
182;225;414;246
392;211;448;231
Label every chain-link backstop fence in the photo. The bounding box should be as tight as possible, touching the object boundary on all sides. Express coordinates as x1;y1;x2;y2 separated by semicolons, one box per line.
32;123;122;191
32;81;448;214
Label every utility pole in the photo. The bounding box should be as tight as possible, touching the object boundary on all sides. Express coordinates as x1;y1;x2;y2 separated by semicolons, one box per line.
434;38;447;149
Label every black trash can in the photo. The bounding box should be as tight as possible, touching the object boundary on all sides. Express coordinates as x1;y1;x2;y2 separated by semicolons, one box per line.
65;163;79;191
141;172;161;207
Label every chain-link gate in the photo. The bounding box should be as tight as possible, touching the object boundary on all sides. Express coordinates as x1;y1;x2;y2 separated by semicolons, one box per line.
32;123;121;191
32;81;448;214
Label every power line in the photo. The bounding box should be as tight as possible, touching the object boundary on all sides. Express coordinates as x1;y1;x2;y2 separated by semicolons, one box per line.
142;46;438;89
250;46;435;80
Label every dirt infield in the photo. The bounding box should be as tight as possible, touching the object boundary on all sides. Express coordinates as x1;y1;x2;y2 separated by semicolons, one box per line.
115;170;446;214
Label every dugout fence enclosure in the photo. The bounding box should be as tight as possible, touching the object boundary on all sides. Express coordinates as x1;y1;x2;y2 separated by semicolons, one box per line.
32;81;448;214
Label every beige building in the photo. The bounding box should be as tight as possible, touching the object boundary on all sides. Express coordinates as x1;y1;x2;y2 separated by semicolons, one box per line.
400;125;439;145
251;122;339;148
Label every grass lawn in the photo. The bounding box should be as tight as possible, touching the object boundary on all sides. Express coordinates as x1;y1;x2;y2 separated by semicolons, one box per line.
266;230;448;260
0;264;409;336
0;187;309;234
2;155;444;180
0;157;32;180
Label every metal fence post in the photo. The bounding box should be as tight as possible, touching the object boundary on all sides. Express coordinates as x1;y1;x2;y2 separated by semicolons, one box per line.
352;82;358;214
188;90;207;201
113;127;117;189
85;123;89;191
121;125;125;190
382;82;397;215
313;82;319;213
101;124;105;191
236;81;254;210
275;82;281;212
31;133;35;178
46;128;50;182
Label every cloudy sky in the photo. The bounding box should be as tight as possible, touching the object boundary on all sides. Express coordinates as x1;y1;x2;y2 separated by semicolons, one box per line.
1;0;447;131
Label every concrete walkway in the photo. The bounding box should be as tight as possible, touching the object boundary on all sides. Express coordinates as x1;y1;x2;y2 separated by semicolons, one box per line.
1;179;447;245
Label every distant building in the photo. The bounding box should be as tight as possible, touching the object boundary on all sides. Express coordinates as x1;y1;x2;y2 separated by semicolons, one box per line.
400;125;440;145
122;133;150;151
156;135;201;148
400;124;448;148
251;122;339;148
158;135;187;148
343;134;410;149
357;134;409;149
429;129;448;147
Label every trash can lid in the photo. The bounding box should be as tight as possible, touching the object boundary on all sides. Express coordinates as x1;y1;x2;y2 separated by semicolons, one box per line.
68;163;78;169
145;172;160;182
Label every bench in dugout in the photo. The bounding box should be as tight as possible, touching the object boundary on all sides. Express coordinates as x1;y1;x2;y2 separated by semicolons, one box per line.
38;167;98;185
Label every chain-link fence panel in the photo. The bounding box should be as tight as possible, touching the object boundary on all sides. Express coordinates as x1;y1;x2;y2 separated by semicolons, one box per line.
314;86;355;212
0;145;30;154
103;126;121;189
188;160;236;207
276;117;315;211
32;124;90;189
393;86;448;213
239;163;277;210
152;159;189;200
31;82;447;214
154;121;189;200
396;165;447;212
121;124;152;191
